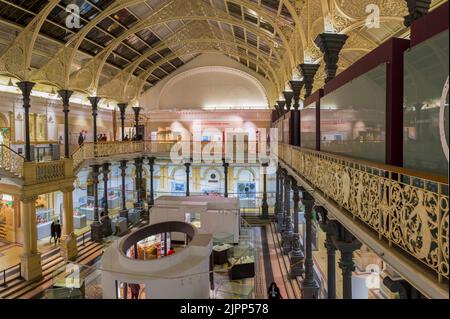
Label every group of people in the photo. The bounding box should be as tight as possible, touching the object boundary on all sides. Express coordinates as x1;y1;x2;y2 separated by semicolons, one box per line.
98;134;108;142
50;220;62;245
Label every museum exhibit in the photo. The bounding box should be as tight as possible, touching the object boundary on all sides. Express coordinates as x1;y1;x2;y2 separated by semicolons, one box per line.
0;0;448;302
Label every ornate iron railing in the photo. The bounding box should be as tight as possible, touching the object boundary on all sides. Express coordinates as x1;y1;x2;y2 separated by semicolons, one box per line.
35;160;66;183
0;144;25;178
278;143;449;282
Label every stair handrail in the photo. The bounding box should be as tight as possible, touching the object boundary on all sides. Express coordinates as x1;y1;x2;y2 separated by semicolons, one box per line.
0;144;25;177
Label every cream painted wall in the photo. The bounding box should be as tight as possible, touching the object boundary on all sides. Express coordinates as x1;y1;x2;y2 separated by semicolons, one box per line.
139;53;274;110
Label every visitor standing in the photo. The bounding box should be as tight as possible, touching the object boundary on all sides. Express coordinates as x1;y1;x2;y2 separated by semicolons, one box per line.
267;282;282;299
78;132;84;146
50;221;56;244
54;220;62;245
129;283;141;299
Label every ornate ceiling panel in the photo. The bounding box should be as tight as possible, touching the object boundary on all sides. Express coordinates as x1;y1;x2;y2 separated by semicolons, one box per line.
0;0;447;107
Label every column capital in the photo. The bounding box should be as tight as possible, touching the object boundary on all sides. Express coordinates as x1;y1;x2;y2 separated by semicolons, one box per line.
298;63;320;98
314;33;348;83
62;185;75;193
283;91;294;112
58;89;73;107
17;81;36;105
404;0;432;27
20;195;38;204
276;100;286;114
289;80;304;109
118;103;128;117
88;96;102;113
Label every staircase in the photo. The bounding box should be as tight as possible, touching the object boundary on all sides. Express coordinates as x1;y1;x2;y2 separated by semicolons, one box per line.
0;144;24;180
242;215;272;227
0;233;103;299
0;220;6;240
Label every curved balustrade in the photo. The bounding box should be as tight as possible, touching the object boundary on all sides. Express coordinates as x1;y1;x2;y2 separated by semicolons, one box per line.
0;144;25;178
279;143;449;282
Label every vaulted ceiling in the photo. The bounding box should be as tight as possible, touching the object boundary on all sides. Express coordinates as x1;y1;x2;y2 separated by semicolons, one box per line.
0;0;446;107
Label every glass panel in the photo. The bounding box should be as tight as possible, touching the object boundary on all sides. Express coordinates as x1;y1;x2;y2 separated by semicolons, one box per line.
403;30;449;176
320;64;387;162
300;101;316;150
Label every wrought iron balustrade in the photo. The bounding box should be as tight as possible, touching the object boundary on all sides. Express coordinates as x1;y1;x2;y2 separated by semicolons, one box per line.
278;143;449;283
0;144;25;178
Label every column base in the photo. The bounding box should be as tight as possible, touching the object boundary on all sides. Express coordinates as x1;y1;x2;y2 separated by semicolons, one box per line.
60;233;78;261
101;215;112;237
20;253;42;281
289;252;305;279
261;201;269;219
281;230;293;255
300;279;320;299
90;221;104;243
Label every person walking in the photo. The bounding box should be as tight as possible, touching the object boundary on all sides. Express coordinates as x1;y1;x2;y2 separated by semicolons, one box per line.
54;220;62;245
267;282;282;299
50;220;56;244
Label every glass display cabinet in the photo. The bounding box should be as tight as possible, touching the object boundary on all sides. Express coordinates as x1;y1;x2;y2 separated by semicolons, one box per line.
228;243;255;280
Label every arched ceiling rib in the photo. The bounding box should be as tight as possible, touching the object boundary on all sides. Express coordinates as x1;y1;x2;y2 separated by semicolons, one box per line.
0;0;447;107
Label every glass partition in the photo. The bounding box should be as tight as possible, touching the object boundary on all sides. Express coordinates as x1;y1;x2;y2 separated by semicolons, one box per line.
300;102;317;150
403;30;449;176
320;64;387;163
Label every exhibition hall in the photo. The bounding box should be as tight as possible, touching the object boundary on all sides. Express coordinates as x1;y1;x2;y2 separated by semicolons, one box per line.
0;0;448;303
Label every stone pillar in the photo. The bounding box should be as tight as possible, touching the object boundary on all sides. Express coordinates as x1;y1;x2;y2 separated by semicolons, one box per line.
88;97;101;143
298;64;320;98
261;162;269;219
281;170;293;254
223;159;229;198
90;165;103;242
147;157;155;208
58;90;73;158
315;33;349;83
20;196;42;281
289;178;304;278
184;162;191;196
119;160;128;221
300;191;319;298
101;163;112;237
17;81;35;162
132;106;141;139
134;158;143;208
289;80;304;147
283;91;294;113
117;103;128;141
61;187;77;260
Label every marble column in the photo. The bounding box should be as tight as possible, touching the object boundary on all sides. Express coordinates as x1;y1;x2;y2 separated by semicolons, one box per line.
281;170;293;254
261;162;269;219
147;157;155;208
119;160;128;221
184;162;191;196
58;90;73;158
61;186;77;261
88;97;101;143
17;81;35;162
90;165;103;242
223;159;229;198
300;191;319;298
117;103;128;141
20;196;42;281
101;163;112;237
289;178;304;278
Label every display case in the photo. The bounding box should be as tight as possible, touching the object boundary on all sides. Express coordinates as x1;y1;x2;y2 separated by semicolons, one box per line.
213;243;233;265
111;217;127;235
36;208;56;240
73;214;87;229
128;208;141;225
228;244;255;280
213;232;234;246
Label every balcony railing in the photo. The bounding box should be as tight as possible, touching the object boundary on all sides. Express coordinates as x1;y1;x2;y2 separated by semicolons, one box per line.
0;144;25;178
278;143;449;283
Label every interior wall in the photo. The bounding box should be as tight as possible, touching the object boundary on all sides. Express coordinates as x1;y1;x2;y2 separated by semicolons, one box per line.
139;53;273;110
